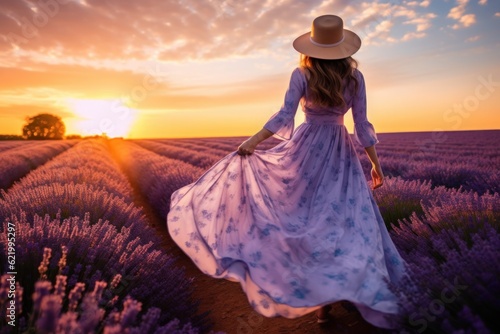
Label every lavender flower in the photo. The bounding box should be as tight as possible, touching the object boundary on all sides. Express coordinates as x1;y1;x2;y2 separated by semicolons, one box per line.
58;245;68;274
120;296;142;327
36;295;62;333
38;248;52;280
54;275;67;300
0;212;204;331
56;312;82;334
110;274;122;290
390;211;500;332
68;282;85;312
32;281;52;315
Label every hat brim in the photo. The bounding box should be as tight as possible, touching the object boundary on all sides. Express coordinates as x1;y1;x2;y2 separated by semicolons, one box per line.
293;29;361;60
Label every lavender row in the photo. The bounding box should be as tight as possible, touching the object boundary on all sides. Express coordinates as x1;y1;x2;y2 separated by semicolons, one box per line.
357;131;499;194
0;140;76;190
133;139;220;170
370;175;499;231
328;130;497;194
358;154;499;195
146;131;499;194
0;140;154;240
0;140;38;153
389;190;500;333
0;214;208;333
0;140;208;332
108;139;205;219
147;139;232;158
372;176;449;227
157;137;282;152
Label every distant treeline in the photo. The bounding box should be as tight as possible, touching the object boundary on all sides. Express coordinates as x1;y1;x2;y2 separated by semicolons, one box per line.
0;135;24;140
0;134;107;140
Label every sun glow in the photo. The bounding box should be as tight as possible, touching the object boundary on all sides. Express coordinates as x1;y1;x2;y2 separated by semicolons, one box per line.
65;98;138;138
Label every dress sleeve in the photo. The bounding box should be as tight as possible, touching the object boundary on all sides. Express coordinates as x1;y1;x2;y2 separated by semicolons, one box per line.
263;68;306;140
352;70;379;147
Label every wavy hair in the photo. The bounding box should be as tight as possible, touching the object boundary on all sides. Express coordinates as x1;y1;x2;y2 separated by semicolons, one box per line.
300;55;359;108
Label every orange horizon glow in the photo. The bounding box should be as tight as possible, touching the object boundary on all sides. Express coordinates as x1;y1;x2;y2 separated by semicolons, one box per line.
63;99;138;138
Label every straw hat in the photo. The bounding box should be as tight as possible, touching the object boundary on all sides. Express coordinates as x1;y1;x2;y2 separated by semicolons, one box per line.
293;15;361;60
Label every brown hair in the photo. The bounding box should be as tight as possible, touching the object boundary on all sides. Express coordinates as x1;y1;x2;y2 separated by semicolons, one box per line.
300;55;359;108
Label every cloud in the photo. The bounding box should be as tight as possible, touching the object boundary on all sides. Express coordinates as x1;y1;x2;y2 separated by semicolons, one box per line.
401;31;426;41
0;0;441;66
0;103;73;120
495;12;500;17
349;1;437;45
448;0;477;29
0;64;161;96
451;14;477;29
448;0;468;19
465;35;480;42
0;0;324;62
404;13;437;32
478;0;487;5
138;72;289;110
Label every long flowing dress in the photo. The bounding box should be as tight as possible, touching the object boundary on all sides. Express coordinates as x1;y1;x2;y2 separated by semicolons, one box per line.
167;67;406;329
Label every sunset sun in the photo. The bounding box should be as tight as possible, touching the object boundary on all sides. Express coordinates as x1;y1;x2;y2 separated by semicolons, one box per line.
66;98;138;138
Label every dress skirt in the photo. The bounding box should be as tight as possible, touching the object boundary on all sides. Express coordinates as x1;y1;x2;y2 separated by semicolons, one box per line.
167;120;405;329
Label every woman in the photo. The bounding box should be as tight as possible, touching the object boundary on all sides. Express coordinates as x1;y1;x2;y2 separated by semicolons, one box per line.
167;15;405;329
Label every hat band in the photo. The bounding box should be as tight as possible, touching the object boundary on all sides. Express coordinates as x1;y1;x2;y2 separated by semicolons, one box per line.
309;35;345;48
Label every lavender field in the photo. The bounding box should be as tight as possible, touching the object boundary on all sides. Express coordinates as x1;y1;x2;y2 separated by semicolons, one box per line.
0;130;499;333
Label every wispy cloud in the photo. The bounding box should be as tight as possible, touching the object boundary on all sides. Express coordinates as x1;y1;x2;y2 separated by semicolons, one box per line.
404;13;437;32
448;0;477;29
401;32;426;41
0;0;320;62
350;1;437;45
466;35;481;42
0;0;444;66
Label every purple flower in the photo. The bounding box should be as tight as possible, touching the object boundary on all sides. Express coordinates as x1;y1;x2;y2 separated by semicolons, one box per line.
68;282;85;312
38;248;52;280
120;296;142;328
36;295;62;333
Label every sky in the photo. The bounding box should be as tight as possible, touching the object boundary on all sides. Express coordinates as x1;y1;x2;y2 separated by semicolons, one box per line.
0;0;499;139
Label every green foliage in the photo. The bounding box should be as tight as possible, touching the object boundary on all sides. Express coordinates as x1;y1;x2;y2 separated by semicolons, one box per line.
22;114;65;140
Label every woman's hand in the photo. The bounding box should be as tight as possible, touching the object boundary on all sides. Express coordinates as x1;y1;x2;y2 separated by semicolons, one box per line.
371;164;384;189
237;128;274;156
237;138;257;156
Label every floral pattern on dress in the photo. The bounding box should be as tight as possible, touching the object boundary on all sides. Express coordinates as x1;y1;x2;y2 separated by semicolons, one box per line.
167;67;405;329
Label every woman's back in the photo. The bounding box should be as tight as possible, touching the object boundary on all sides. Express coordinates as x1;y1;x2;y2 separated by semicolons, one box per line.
298;66;365;117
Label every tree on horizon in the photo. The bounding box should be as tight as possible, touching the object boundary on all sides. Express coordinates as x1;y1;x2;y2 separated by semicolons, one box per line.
22;114;65;140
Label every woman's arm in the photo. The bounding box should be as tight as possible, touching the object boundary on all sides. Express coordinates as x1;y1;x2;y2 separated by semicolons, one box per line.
237;128;274;155
237;68;306;156
364;145;384;189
